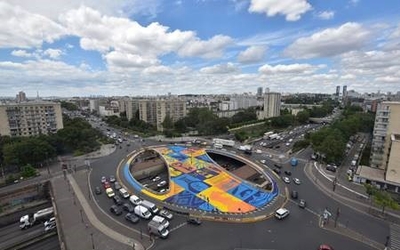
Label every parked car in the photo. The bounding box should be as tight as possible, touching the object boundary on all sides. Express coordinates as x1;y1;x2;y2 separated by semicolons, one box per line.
293;178;301;185
109;175;116;183
326;165;337;172
187;217;202;225
110;205;122;215
95;186;102;195
101;176;107;183
122;203;134;213
291;190;298;199
114;182;122;190
125;213;139;224
157;181;167;188
273;168;281;175
113;195;123;206
284;170;292;176
152;176;161;182
298;199;306;208
159;209;173;220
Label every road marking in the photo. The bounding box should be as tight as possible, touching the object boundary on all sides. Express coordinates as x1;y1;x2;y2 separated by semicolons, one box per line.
287;199;320;217
169;222;187;232
390;224;400;250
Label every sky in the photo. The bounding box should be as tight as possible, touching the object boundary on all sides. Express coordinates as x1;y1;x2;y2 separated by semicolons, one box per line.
0;0;399;97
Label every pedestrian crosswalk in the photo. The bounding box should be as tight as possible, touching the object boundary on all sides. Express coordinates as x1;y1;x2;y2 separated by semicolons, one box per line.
390;223;400;250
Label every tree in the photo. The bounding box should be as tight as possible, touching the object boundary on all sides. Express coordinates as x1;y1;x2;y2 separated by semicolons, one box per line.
373;190;399;215
61;101;79;111
296;110;310;124
234;131;248;142
162;115;174;130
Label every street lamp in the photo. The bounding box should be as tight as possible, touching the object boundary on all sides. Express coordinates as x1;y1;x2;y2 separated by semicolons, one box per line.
90;233;95;249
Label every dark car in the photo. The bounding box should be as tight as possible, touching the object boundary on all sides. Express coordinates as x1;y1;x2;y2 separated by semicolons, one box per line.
187;217;202;225
298;199;306;208
274;164;282;169
113;195;123;206
122;203;134;213
125;213;139;224
273;168;281;175
326;165;336;173
291;190;298;199
95;186;102;195
110;205;122;215
284;170;292;176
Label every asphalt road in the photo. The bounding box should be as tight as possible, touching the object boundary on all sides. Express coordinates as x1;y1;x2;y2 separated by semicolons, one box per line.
22;233;61;250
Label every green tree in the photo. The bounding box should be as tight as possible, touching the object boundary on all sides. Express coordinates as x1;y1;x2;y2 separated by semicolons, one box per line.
61;101;78;111
296;110;310;124
162;115;174;130
374;190;399;214
234;131;248;142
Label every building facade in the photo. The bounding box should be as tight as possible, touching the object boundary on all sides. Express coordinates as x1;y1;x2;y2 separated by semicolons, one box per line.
0;101;63;137
370;102;400;169
139;98;187;131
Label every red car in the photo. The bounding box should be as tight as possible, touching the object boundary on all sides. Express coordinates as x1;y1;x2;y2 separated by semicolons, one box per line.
318;244;334;250
103;181;111;189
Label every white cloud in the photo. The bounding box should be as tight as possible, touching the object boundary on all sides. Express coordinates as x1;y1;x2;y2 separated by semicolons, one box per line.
105;51;159;70
178;35;233;59
316;11;334;20
248;0;312;21
200;63;239;74
285;22;370;58
43;48;64;59
258;63;321;74
142;65;173;75
0;2;66;48
11;50;33;58
237;46;266;63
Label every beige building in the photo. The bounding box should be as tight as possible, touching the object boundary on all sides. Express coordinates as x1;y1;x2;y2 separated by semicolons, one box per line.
0;101;63;137
257;92;281;119
139;98;187;131
386;134;400;184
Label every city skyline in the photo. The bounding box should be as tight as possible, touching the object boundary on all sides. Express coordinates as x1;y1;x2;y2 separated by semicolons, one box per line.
0;0;399;97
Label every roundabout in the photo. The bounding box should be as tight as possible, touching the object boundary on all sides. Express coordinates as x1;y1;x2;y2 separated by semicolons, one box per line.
119;144;284;219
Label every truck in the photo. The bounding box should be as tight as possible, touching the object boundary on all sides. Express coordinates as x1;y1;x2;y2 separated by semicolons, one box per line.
141;200;159;214
263;131;274;139
212;138;235;147
269;133;279;140
148;220;169;239
20;207;54;229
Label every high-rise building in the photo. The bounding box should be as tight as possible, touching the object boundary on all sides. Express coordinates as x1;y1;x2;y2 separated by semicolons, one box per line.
16;91;26;103
0;101;63;137
342;85;347;98
257;87;263;97
370;102;400;169
336;86;340;96
386;134;400;184
258;92;281;119
139;98;187;131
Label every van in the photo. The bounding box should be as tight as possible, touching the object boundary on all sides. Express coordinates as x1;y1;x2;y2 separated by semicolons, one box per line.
141;200;159;214
275;208;290;219
129;195;142;206
351;160;357;167
152;215;170;228
134;205;152;219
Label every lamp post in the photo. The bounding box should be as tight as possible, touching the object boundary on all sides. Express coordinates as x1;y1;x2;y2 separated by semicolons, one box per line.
90;233;95;249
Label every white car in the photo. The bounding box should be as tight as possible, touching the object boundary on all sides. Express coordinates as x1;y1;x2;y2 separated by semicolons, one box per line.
157;181;167;188
119;188;130;199
260;160;266;164
45;223;56;232
44;217;56;227
282;176;290;184
293;178;301;185
152;176;161;182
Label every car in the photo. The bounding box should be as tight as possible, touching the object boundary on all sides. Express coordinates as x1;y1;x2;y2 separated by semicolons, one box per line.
260;159;266;164
298;199;306;208
326;165;336;172
113;195;123;205
109;175;116;183
122;203;135;213
274;164;282;169
125;213;139;224
119;188;130;199
275;208;290;219
95;186;102;195
291;190;298;199
285;143;290;146
44;223;56;232
318;244;334;250
44;217;56;227
187;217;202;225
103;181;111;189
106;188;115;198
293;178;301;185
110;205;122;215
284;170;292;176
274;145;281;148
101;176;107;183
157;181;167;188
273;168;281;175
159;209;174;220
282;176;290;184
152;176;161;182
114;181;122;190
159;189;167;193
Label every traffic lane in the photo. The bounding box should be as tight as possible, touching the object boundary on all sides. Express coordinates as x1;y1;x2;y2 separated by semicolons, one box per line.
292;163;389;244
22;233;61;250
0;224;46;250
152;202;373;250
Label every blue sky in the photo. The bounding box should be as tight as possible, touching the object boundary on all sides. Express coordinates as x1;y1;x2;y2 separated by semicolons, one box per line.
0;0;399;97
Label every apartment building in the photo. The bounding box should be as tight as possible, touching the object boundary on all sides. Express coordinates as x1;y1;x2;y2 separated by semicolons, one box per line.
257;92;281;119
370;102;400;169
139;98;187;131
0;101;63;137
